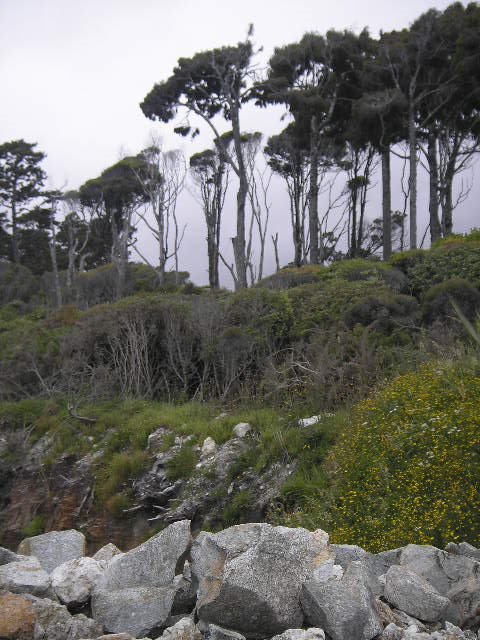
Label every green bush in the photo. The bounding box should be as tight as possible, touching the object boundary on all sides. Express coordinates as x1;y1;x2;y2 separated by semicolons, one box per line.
422;278;480;324
391;233;480;297
324;362;480;551
343;294;419;333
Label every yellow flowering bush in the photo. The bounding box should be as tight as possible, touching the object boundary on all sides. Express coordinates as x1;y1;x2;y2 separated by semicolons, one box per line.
328;362;480;551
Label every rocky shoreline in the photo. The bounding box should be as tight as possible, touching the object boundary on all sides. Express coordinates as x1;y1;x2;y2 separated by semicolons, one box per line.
0;521;479;640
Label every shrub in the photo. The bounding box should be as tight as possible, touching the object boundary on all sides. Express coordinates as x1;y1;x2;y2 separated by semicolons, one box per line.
422;278;480;324
325;362;480;551
165;445;198;481
391;233;480;297
343;294;419;334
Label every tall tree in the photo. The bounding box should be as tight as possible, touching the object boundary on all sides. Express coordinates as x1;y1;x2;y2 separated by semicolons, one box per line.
260;29;371;263
141;31;258;288
265;125;310;267
0;140;47;264
79;156;147;298
133;142;186;286
190;145;229;289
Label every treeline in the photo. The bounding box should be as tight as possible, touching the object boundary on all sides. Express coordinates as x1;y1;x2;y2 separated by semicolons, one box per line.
1;2;480;300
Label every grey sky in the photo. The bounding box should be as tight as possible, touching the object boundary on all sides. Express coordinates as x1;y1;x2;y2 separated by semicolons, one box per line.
0;0;477;285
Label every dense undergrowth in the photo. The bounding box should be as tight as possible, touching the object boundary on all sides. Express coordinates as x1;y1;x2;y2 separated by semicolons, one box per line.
1;232;480;549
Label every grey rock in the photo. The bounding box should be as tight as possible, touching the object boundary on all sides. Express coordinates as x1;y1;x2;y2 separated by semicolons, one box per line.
23;593;103;640
0;545;27;565
399;544;480;626
200;437;217;460
301;561;383;640
92;586;176;638
385;565;450;622
205;624;247;640
191;523;331;638
172;560;196;615
0;556;52;597
92;543;123;563
331;544;367;570
232;423;252;439
161;616;202;640
92;520;191;636
17;529;86;573
445;542;480;563
51;556;104;606
270;629;326;640
378;623;404;640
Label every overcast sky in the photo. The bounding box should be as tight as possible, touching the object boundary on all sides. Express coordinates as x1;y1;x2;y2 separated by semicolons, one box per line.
1;0;477;286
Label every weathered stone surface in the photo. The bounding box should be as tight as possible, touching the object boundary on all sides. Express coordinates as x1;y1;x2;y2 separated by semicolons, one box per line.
161;616;202;640
301;561;383;640
1;593;103;640
92;586;176;637
445;543;480;563
172;560;196;615
270;629;326;640
399;544;480;626
51;556;104;606
331;544;367;570
191;523;331;638
205;624;247;640
378;623;404;640
385;565;450;622
17;529;86;573
232;423;251;439
0;556;51;597
0;592;35;640
0;546;27;566
92;543;123;563
200;437;217;460
92;520;191;636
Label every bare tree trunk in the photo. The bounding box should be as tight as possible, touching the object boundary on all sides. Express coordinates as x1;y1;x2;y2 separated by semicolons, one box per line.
441;161;455;237
231;105;248;289
11;200;20;264
382;146;392;260
49;215;62;308
309;116;319;264
272;233;280;272
408;104;417;249
427;133;442;243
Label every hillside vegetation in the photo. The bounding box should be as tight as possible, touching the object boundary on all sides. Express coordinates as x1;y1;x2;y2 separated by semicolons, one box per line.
0;233;479;551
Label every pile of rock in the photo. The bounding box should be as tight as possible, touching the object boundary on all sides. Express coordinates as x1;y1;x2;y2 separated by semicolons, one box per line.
0;521;479;640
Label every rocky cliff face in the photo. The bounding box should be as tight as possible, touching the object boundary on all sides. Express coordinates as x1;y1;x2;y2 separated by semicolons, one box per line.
0;422;293;552
0;522;479;640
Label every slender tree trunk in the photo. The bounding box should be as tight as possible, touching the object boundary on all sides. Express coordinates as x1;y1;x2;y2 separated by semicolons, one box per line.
11;200;20;264
441;162;455;236
309;116;319;264
408;104;417;249
231;105;248;289
293;181;302;267
49;216;62;309
427;133;441;244
272;233;280;272
382;146;392;260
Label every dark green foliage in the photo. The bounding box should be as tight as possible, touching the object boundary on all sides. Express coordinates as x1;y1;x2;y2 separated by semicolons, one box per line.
343;293;419;333
422;278;480;324
391;234;480;297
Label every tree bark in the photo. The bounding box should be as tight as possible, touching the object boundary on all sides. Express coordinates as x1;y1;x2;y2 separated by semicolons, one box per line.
408;104;417;249
231;105;248;289
381;146;392;260
441;161;455;237
427;133;442;244
49;216;62;309
309;116;319;264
